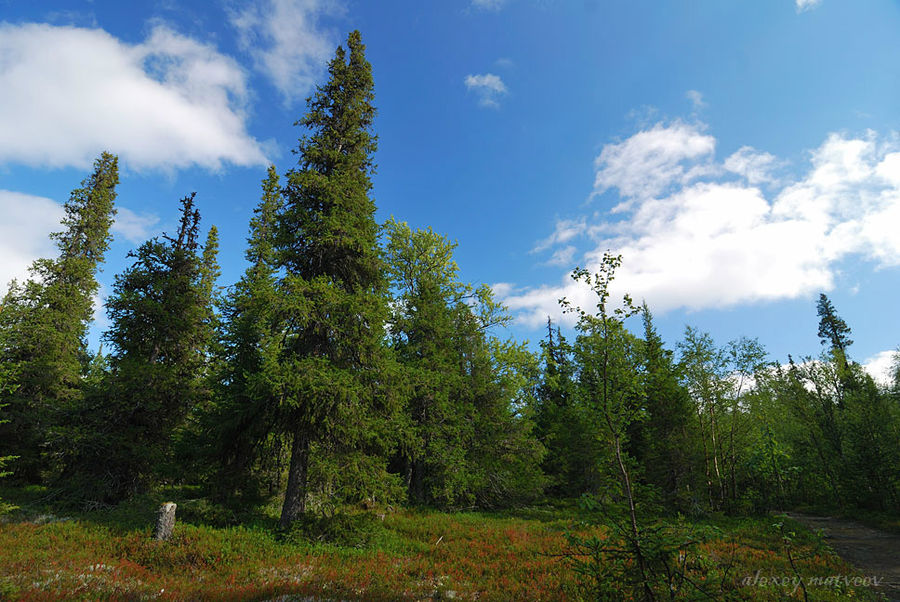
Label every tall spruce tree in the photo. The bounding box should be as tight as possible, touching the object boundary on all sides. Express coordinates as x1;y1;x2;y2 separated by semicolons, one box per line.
275;31;394;525
630;304;695;508
68;194;215;501
816;294;853;356
816;293;855;401
206;166;285;498
533;320;599;496
0;152;118;480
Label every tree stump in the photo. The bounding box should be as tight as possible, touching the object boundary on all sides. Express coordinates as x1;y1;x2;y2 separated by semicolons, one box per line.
153;502;177;541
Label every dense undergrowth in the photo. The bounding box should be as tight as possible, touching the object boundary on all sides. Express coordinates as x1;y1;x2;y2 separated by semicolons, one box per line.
0;485;882;601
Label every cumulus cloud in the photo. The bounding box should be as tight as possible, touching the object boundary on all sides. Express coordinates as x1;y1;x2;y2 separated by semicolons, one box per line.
506;122;900;326
593;121;716;201
0;189;160;299
863;350;897;387
0;191;64;295
796;0;822;13
229;0;340;104
0;22;267;171
724;146;781;185
464;73;508;108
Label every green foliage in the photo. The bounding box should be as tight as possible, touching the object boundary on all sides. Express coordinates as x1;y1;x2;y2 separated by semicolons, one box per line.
63;194;217;503
0;152;118;481
274;31;399;525
564;495;730;600
559;253;661;597
740;295;900;513
533;320;602;496
284;511;388;548
629;305;697;510
0;26;896;602
816;293;853;355
0;365;19;514
385;218;544;508
198;166;286;501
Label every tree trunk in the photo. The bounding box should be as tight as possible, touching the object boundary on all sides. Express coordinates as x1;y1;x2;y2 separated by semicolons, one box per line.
698;409;714;508
708;404;725;506
280;427;310;528
613;432;654;601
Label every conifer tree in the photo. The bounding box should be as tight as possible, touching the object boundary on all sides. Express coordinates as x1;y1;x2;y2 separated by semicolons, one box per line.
815;293;856;401
0;153;118;480
68;194;215;501
533;320;598;496
0;362;18;512
816;293;852;356
275;31;395;525
200;226;221;320
630;304;695;508
207;166;285;498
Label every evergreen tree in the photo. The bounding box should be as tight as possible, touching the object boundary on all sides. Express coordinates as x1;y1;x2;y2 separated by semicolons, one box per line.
275;31;396;525
630;305;696;509
816;293;856;399
533;319;599;496
67;194;215;502
206;166;285;499
0;153;118;480
0;362;18;512
816;294;853;356
199;225;221;325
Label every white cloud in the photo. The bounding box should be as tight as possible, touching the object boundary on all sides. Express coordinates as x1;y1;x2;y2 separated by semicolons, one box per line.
490;282;515;298
113;207;161;244
230;0;340;104
593;120;716;201
544;245;577;267
0;22;267;171
796;0;822;13
0;191;64;295
863;350;897;386
724;146;780;185
464;73;508;108
0;191;163;299
686;89;706;111
506;122;900;326
532;218;587;253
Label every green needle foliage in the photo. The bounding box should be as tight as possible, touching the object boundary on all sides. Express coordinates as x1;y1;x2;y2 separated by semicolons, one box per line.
275;31;399;526
64;194;217;503
204;165;286;500
0;152;118;481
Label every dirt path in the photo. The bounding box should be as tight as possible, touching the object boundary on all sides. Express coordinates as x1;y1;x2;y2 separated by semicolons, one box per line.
786;512;900;600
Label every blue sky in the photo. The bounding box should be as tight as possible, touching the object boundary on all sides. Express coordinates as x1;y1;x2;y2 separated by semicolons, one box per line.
1;0;898;378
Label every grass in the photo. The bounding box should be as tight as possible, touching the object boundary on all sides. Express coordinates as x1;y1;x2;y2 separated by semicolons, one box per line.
0;486;883;600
